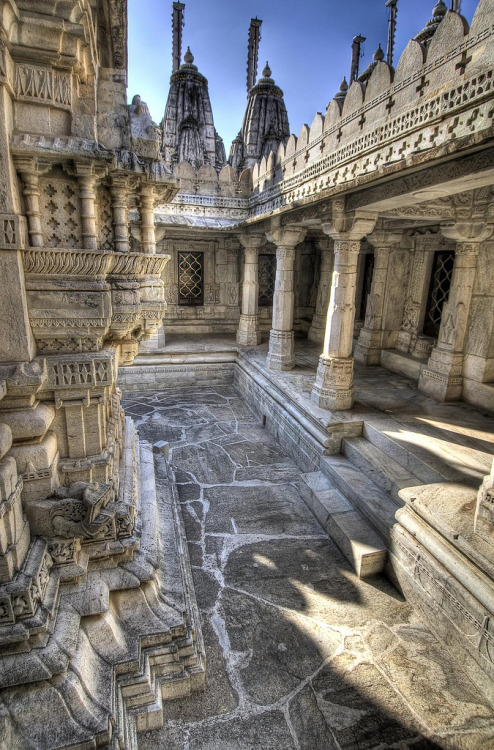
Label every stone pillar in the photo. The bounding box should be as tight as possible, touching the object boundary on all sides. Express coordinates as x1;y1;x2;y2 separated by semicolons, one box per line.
139;184;156;254
75;166;98;250
266;224;307;370
16;160;43;248
419;223;493;401
237;233;264;346
354;229;402;365
395;236;436;354
308;238;334;344
311;211;377;410
110;175;129;253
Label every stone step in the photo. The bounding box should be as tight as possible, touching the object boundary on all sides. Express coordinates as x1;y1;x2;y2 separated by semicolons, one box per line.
362;420;451;484
342;436;424;502
299;471;387;578
320;455;401;543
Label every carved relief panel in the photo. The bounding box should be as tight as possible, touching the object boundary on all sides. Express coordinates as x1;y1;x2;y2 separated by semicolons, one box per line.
97;186;113;251
40;173;82;249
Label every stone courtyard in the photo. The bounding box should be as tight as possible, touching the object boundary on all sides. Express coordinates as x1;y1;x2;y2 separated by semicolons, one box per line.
127;383;494;750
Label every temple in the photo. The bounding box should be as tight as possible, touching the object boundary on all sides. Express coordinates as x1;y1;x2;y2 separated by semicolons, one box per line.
0;1;494;748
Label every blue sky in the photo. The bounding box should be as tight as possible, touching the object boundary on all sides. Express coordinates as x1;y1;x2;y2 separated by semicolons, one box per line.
127;0;478;152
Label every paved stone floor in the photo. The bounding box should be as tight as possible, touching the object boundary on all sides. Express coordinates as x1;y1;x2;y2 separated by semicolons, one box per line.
123;386;494;750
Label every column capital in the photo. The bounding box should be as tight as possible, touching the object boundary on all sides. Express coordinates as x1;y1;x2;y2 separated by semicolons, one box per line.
366;228;403;249
441;221;493;245
266;222;307;248
110;173;130;190
238;232;265;250
323;204;378;242
13;155;51;178
139;183;156;202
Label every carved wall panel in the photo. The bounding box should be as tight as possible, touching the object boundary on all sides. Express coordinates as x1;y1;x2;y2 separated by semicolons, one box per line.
97;186;113;251
40;176;82;249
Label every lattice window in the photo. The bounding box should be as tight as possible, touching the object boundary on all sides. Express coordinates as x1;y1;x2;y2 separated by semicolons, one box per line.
41;178;82;248
98;187;113;251
178;251;204;305
258;254;276;307
359;252;375;320
423;250;455;338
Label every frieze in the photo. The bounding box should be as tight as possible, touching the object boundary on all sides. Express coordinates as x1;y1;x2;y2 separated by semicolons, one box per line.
347;147;494;212
15;64;72;108
48;356;114;389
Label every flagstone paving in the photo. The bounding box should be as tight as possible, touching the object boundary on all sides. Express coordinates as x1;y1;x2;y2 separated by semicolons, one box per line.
122;386;494;750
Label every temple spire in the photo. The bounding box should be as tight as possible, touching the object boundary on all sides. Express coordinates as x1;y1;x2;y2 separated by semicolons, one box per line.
172;2;185;74
451;0;461;10
247;17;263;95
385;0;398;67
350;34;366;82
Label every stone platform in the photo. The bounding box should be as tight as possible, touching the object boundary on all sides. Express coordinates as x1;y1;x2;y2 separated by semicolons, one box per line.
121;384;494;750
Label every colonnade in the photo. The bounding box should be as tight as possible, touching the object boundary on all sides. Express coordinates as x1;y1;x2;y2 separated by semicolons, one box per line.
236;207;493;410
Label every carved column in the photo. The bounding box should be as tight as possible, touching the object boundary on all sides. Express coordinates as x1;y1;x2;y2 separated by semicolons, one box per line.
75;166;98;250
354;228;402;365
419;223;493;401
237;233;264;346
395;236;436;355
139;184;156;254
15;158;43;247
308;237;334;344
311;210;377;410
266;224;307;370
110;175;129;253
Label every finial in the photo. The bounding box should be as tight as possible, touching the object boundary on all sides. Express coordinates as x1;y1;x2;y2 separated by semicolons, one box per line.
334;77;348;104
433;0;447;19
184;46;194;64
262;61;272;78
374;43;385;61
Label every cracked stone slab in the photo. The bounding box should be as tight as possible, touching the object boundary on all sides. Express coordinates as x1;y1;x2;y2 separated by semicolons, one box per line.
172;442;236;484
224;538;411;626
204;484;322;536
220;587;340;705
186;710;297;749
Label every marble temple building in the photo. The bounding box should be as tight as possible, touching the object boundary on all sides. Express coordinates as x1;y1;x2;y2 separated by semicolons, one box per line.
1;1;494;748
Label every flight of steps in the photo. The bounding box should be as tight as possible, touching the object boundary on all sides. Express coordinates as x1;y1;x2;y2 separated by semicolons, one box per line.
299;417;450;579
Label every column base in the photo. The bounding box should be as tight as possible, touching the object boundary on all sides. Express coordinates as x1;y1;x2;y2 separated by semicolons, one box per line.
236;315;261;346
266;330;295;371
311;355;355;410
354;328;382;366
418;348;463;401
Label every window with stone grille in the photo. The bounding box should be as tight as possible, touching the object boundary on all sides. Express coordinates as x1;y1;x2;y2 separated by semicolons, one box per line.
178;251;204;305
359;252;375;320
97;187;113;251
423;250;455;338
41;178;82;248
258;254;276;307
